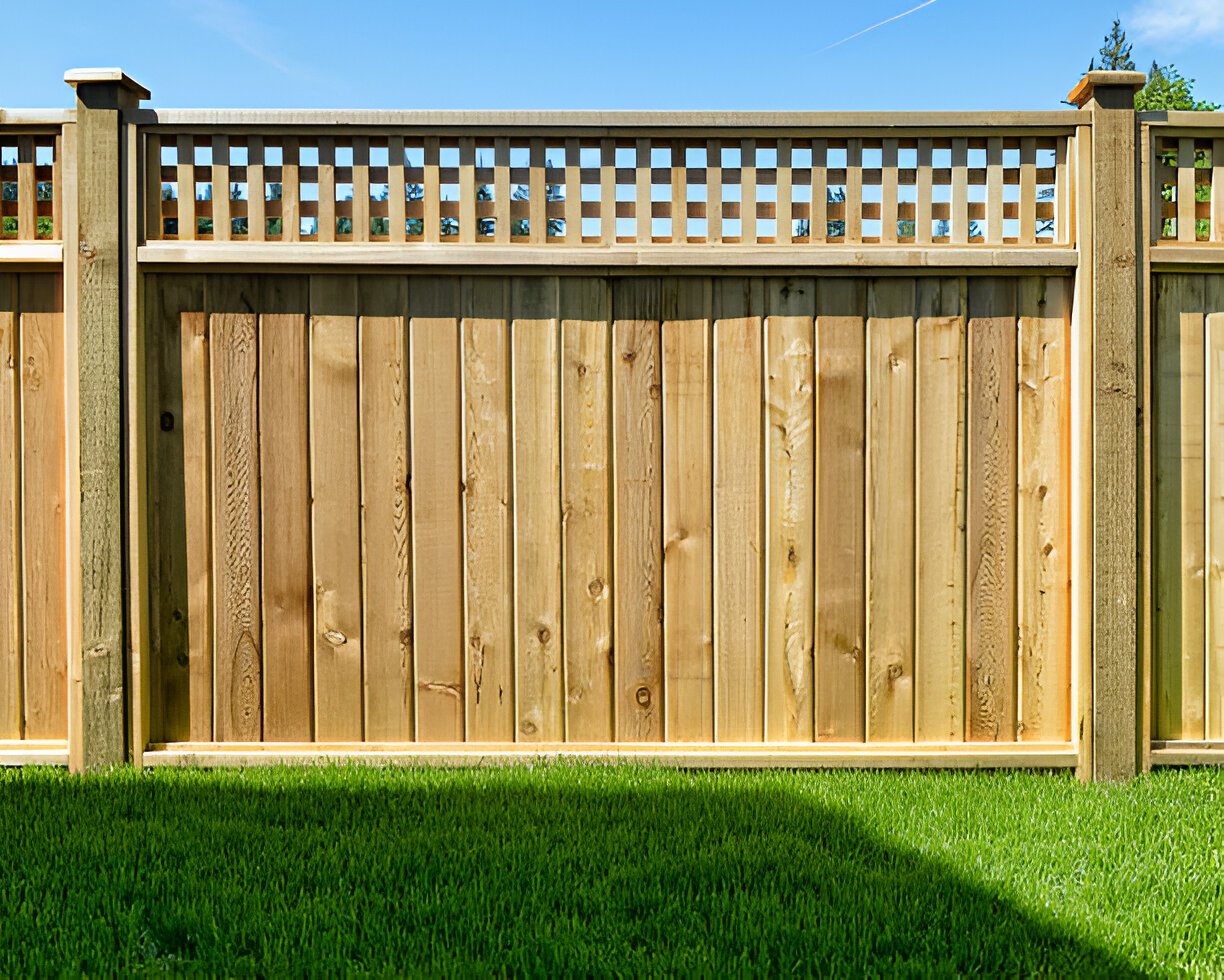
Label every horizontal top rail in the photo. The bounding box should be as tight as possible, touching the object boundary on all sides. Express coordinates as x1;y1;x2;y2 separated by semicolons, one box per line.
0;110;74;127
1141;110;1224;129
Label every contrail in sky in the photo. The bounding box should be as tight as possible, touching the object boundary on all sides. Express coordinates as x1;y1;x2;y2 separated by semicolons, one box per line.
819;0;939;51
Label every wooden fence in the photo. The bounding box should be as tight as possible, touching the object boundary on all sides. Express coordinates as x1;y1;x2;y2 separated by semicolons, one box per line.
0;68;1219;778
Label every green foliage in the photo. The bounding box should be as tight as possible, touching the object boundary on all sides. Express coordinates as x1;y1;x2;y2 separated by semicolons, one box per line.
1136;61;1221;112
0;765;1219;974
1095;18;1136;72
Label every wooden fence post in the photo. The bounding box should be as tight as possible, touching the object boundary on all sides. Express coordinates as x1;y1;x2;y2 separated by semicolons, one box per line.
1067;70;1146;781
64;69;150;772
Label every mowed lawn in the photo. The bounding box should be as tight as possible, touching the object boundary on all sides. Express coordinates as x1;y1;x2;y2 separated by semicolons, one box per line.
0;764;1219;975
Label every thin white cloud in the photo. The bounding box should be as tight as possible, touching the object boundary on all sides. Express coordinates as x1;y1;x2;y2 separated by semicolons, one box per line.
820;0;939;52
1130;0;1224;45
168;0;304;77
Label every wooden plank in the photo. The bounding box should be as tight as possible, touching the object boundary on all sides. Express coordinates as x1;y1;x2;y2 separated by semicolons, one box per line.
881;140;898;244
513;278;563;741
600;139;616;245
16;138;34;241
776;139;792;245
564;138;581;244
423;138;440;244
1177;137;1196;243
967;277;1018;742
462;277;514;742
712;278;763;742
815;278;866;742
662;277;713;742
259;308;312;742
210;312;262;741
845;138;862;243
612;278;663;741
951;138;968;245
560;278;613;741
741;139;757;243
914;278;965;742
707;139;723;244
352;137;370;242
458;138;476;244
916;140;933;244
810;138;827;244
1210;307;1224;740
410;278;464;739
176;134;194;241
247;136;265;242
1020;137;1037;244
388;135;406;244
529;140;547;244
494;138;511;245
310;278;362;741
765;278;815;742
0;309;19;738
1154;275;1205;740
281;136;300;242
986;137;1004;244
636;139;651;244
1017;277;1072;741
359;282;412;741
212;135;230;242
865;278;916;742
317;137;336;243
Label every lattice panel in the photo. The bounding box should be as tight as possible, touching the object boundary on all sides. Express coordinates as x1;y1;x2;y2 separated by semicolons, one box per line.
0;135;59;242
1154;136;1223;243
146;133;1072;247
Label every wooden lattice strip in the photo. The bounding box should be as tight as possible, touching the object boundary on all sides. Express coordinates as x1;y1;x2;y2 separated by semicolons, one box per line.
1178;136;1196;243
881;138;898;244
212;134;230;242
247;135;265;242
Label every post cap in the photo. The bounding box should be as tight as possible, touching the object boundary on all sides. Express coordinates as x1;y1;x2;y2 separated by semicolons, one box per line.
64;68;151;101
1067;71;1146;108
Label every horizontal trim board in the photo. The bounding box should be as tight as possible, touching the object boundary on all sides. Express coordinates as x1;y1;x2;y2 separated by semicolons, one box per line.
131;109;1088;131
144;742;1078;769
1150;246;1224;268
138;243;1079;270
1149;742;1224;766
0;244;64;264
0;111;72;127
1140;111;1224;129
0;741;70;766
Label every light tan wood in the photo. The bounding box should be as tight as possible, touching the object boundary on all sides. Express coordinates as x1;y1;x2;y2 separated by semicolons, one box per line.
662;278;713;742
914;278;965;742
281;136;300;242
987;137;1004;245
707;139;723;244
461;277;514;742
259;310;313;741
1020;137;1037;244
247;136;265;242
565;138;581;245
741;139;757;244
560;278;613;742
360;299;413;742
180;311;214;742
776;139;792;245
1207;309;1224;740
0;307;19;739
209;312;262;740
1018;277;1072;741
951;139;968;245
810;138;827;244
513;278;563;741
16;138;35;241
529;140;547;244
815;278;866;742
176;134;193;242
866;278;915;742
1177;138;1196;244
352;137;370;243
635;139;651;244
317;137;336;244
410;278;464;739
388;135;406;244
612;278;663;741
713;278;764;742
967;278;1018;742
845;139;862;243
765;278;815;741
212;134;230;242
600;139;616;246
458;138;475;245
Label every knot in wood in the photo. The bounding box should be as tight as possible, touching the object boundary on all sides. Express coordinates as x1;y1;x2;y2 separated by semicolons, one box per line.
621;350;636;363
78;241;96;260
160;412;175;432
536;626;551;646
576;363;588;378
323;628;347;646
521;719;538;735
888;663;903;680
648;383;661;400
587;577;604;598
635;685;652;707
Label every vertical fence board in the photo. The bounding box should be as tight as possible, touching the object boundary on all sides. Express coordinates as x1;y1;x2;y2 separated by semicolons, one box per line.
359;284;412;741
210;312;261;741
0;310;19;738
560;278;613;742
1208;306;1224;740
260;311;312;741
967;277;1019;741
613;278;664;741
462;277;514;742
914;278;966;742
513;278;563;742
865;278;915;742
1018;277;1072;741
765;278;815;742
411;278;465;740
662;278;713;742
713;278;764;742
815;278;867;742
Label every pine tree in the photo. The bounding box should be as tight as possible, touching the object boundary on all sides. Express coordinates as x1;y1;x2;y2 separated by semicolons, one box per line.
1096;18;1135;71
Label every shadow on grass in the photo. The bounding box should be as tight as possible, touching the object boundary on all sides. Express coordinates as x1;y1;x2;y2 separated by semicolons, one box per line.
0;766;1138;975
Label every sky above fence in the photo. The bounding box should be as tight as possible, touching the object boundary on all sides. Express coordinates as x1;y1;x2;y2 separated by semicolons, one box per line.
5;0;1224;111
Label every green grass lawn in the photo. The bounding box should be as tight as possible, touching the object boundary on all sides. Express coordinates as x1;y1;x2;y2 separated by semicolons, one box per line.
0;764;1219;975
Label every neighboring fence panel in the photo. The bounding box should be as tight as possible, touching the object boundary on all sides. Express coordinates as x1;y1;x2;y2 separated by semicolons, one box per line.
144;272;1073;746
0;272;68;741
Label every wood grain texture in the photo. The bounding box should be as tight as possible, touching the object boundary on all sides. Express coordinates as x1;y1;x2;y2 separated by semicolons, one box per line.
461;278;514;742
765;278;815;742
1209;307;1224;741
662;277;714;742
866;278;915;742
310;282;363;742
1017;277;1072;742
0;310;21;739
513;278;563;741
410;278;465;740
612;278;664;741
210;312;262;741
815;278;867;742
713;278;764;742
179;310;214;742
967;277;1018;742
361;307;414;742
560;278;613;742
914;278;966;742
259;310;313;741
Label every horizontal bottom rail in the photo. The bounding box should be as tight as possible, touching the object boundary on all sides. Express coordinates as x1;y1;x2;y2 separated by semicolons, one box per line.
1149;741;1224;766
0;740;69;766
0;243;64;264
137;242;1079;270
143;741;1078;769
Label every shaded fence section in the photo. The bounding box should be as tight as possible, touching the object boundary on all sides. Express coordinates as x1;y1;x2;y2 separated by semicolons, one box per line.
144;272;1072;747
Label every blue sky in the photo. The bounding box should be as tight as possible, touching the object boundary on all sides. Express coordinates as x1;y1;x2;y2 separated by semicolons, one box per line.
5;0;1224;111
